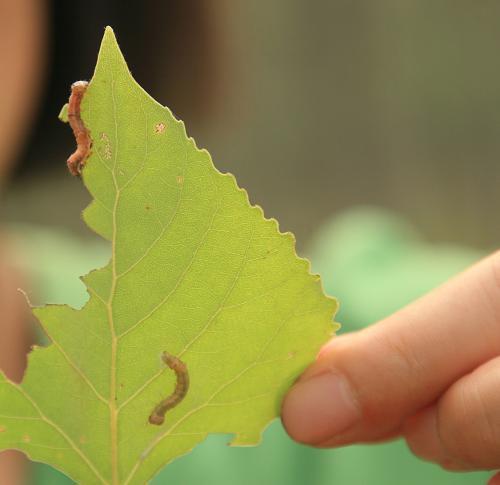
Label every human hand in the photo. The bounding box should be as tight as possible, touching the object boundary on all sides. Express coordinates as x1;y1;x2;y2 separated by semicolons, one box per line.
0;236;30;485
282;252;500;484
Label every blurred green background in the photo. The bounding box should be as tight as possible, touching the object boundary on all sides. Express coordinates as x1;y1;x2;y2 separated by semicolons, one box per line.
1;1;499;484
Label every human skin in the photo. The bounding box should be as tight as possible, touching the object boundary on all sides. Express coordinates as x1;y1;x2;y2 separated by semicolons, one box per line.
282;251;500;484
0;0;47;482
0;0;47;185
0;239;30;484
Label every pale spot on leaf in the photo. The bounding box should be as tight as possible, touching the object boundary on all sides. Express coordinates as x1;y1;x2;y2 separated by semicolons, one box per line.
155;122;166;134
100;132;112;160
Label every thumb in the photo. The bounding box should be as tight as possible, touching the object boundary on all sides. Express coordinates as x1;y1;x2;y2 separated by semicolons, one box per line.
282;252;500;447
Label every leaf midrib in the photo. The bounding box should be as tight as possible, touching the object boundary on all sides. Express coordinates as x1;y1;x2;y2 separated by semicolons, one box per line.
107;75;120;485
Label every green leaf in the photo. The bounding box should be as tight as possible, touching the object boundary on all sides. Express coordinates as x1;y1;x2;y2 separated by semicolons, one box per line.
0;27;338;484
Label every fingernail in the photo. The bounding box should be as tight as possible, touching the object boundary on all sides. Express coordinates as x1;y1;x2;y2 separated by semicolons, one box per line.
282;371;360;445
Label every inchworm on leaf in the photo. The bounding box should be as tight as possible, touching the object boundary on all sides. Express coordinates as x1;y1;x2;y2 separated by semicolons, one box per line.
149;352;189;425
67;80;91;176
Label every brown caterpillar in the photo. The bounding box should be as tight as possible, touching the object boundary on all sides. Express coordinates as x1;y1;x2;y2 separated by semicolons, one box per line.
67;80;91;176
149;352;189;425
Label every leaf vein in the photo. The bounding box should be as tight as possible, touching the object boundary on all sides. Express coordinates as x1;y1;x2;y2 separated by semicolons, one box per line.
15;384;108;484
116;173;221;340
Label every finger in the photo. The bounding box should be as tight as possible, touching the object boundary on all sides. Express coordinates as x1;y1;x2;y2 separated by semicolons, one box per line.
404;355;500;470
282;251;500;445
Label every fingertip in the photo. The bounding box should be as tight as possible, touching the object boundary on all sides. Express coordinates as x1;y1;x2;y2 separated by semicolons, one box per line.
282;370;360;446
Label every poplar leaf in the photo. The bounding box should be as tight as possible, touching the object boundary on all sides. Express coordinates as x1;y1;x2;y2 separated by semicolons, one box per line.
0;27;338;484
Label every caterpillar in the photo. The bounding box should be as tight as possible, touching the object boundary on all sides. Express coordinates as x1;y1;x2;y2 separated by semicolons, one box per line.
67;80;91;176
149;352;189;425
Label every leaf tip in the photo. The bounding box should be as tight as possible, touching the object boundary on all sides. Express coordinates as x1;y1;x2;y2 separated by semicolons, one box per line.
94;25;129;81
102;26;118;49
102;25;120;49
